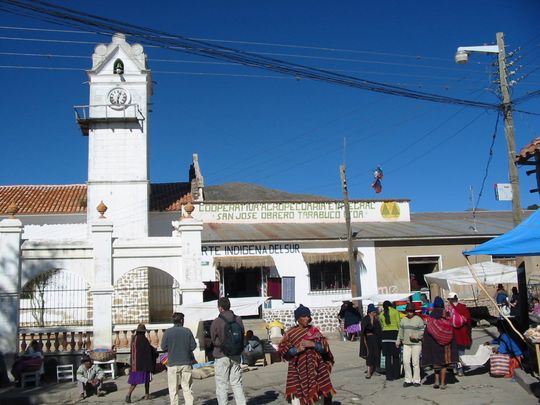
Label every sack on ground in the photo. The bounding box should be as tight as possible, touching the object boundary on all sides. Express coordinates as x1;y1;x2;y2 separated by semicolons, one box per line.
191;365;215;379
219;314;244;356
490;353;510;377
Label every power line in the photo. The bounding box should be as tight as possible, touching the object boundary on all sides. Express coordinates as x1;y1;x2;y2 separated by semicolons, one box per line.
0;24;482;63
475;113;500;210
0;34;487;74
0;0;511;112
383;111;487;176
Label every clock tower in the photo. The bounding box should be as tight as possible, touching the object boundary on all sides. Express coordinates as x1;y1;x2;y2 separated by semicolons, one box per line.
77;33;152;237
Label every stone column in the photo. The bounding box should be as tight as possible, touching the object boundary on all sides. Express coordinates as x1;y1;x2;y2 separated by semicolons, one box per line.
175;206;206;361
177;217;205;304
0;216;23;379
91;211;114;349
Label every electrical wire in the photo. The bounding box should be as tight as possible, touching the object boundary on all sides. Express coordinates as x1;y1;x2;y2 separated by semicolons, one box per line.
0;24;485;63
0;0;511;112
0;34;488;74
475;113;500;211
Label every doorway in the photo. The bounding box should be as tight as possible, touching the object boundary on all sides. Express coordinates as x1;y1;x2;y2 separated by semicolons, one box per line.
407;256;441;291
222;266;263;298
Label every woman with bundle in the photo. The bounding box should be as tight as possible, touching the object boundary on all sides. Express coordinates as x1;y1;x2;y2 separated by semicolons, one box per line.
279;305;335;405
421;297;457;389
125;324;157;403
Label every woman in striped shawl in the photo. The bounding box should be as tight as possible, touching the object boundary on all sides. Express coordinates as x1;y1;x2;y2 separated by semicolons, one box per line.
278;305;336;405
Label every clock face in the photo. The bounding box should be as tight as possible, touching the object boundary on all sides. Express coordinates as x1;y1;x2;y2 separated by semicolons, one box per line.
108;88;130;108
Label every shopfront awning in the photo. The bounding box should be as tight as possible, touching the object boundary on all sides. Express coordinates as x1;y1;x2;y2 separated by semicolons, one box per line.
302;250;361;264
213;255;275;269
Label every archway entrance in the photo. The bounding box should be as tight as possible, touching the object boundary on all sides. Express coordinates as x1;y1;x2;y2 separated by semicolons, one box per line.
113;267;180;324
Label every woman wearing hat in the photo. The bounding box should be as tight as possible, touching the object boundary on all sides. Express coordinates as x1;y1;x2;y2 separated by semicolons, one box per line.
396;303;424;387
278;304;336;404
421;297;457;389
125;323;158;403
359;303;382;379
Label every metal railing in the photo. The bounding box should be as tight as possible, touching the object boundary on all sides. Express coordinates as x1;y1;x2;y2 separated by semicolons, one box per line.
74;104;145;121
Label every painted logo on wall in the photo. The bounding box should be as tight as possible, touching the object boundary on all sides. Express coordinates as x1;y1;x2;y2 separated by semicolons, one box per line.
380;201;400;219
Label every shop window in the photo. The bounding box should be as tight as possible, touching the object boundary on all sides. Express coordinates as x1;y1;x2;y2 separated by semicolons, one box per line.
309;261;350;291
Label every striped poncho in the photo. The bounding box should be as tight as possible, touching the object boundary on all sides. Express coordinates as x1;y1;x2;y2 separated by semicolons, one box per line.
278;325;335;405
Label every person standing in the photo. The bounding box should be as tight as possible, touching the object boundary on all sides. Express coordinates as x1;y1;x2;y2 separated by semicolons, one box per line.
76;356;106;399
446;292;471;376
278;304;335;405
125;324;157;403
495;284;508;307
421;296;457;389
342;302;362;341
509;287;521;318
210;297;247;405
161;312;197;405
396;303;424;387
359;304;382;379
381;301;401;381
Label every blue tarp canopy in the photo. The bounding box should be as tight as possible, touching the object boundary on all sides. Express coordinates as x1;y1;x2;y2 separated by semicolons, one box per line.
464;209;540;256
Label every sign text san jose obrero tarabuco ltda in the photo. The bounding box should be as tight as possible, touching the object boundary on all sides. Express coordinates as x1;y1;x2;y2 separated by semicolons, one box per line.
197;201;377;222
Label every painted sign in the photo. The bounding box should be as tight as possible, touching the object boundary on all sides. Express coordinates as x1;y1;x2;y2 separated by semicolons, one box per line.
194;201;409;223
202;243;301;256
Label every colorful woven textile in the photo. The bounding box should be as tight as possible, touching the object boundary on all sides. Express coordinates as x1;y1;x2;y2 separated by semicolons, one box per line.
278;325;335;405
490;353;510;376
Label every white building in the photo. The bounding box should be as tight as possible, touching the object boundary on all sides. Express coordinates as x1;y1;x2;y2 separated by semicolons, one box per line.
0;34;525;370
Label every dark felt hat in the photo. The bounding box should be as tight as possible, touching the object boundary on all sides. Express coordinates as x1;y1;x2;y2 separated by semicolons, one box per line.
294;304;311;320
136;323;147;332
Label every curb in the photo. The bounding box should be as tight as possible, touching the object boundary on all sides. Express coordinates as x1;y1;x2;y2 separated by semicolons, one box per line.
513;368;540;398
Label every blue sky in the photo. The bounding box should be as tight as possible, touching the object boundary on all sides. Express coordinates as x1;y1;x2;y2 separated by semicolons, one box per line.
1;0;539;213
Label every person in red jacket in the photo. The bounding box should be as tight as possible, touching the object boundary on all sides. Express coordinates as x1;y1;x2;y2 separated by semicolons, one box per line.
447;292;471;376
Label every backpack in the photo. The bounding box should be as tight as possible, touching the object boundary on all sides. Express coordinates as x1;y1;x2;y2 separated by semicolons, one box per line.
219;314;244;356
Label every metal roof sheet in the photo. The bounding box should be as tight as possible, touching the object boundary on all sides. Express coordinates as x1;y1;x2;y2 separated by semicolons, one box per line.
202;211;528;243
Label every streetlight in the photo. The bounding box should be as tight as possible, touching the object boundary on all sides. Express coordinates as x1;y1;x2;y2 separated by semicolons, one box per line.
455;32;522;227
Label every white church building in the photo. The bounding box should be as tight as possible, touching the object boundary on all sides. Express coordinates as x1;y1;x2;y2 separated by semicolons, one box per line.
0;34;521;369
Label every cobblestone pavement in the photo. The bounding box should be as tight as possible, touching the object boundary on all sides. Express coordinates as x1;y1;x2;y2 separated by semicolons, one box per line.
0;328;536;405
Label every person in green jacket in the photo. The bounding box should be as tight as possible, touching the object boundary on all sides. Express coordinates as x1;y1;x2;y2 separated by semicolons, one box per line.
381;301;402;381
396;303;425;387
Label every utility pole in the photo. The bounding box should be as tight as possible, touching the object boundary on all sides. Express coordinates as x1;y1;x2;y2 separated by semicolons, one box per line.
340;165;361;309
455;32;522;227
496;32;522;227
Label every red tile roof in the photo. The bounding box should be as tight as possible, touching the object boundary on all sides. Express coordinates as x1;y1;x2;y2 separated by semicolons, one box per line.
149;182;192;211
0;183;191;215
516;137;540;163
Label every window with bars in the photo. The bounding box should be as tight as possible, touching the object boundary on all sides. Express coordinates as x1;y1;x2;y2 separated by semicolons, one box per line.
309;261;350;291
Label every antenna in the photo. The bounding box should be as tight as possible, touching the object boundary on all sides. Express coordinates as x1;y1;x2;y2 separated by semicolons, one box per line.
469;186;478;232
342;137;347;166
